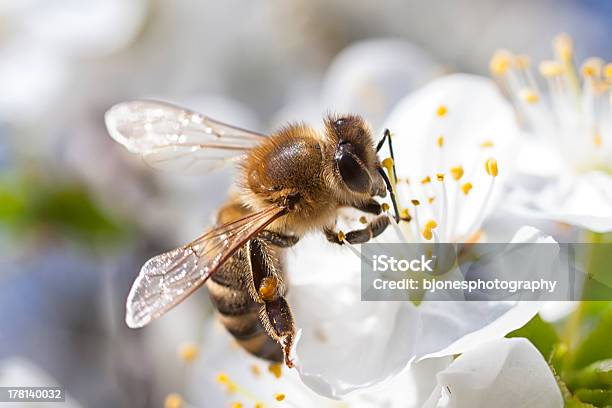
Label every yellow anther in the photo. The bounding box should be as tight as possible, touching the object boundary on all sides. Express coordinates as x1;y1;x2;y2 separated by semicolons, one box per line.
539;60;564;77
255;403;264;408
450;166;464;180
461;182;473;195
480;140;494;148
489;50;512;76
553;33;573;63
411;199;420;206
428;197;435;204
275;393;286;401
337;231;346;242
515;54;530;70
382;157;393;168
582;64;597;78
581;58;603;78
381;203;390;212
437;135;444;148
485;158;499;177
605;63;612;79
230;403;243;408
436;105;448;117
217;373;230;384
382;158;397;188
519;88;540;104
594;131;602;148
359;216;368;224
178;343;199;363
251;365;261;377
424;219;438;230
436;173;444;181
164;393;183;408
400;208;411;221
421;176;431;184
269;363;282;379
259;276;278;301
421;222;437;241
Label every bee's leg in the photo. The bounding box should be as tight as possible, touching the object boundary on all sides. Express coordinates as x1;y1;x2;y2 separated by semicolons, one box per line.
258;230;300;248
353;198;382;215
260;297;296;367
248;238;296;367
324;215;390;245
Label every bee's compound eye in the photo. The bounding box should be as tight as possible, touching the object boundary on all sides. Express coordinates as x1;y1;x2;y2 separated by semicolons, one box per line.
335;142;371;194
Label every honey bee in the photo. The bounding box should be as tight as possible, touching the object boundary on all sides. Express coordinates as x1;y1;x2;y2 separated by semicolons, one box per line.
105;100;400;367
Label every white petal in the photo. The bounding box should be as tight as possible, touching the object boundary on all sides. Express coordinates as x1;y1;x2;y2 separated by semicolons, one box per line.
539;301;579;322
506;170;612;233
423;338;563;408
286;230;542;398
188;319;333;407
418;226;553;358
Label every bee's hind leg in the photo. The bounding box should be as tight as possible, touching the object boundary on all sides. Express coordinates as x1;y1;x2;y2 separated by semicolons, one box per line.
260;297;296;367
324;215;390;245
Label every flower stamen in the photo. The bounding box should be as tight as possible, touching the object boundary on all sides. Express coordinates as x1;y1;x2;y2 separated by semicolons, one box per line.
422;219;438;241
436;105;448;117
450;166;464;181
462;159;498;240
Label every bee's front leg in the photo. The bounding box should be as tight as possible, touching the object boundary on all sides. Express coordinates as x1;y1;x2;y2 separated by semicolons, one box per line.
324;215;390;245
353;198;382;215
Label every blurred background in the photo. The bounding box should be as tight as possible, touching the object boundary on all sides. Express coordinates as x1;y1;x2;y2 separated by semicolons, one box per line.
0;1;611;407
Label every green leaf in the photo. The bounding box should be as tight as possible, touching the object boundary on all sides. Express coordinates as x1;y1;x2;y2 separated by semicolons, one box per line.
572;310;612;370
574;389;612;406
507;314;559;359
568;359;612;390
0;171;130;248
564;396;597;408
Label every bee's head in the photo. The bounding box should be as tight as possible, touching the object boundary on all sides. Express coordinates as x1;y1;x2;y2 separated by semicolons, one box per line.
324;114;387;198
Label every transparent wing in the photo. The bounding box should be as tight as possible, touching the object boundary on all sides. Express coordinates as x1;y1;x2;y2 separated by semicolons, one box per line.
105;100;266;172
125;205;287;328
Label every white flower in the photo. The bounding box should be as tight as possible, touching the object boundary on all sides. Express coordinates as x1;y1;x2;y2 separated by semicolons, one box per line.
185;322;563;408
280;76;563;398
489;34;612;232
421;338;563;408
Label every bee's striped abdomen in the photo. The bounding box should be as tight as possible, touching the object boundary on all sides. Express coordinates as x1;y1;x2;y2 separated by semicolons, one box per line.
206;245;283;362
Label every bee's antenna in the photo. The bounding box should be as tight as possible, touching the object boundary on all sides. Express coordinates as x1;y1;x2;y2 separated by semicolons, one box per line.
376;129;401;223
376;129;399;183
377;167;400;223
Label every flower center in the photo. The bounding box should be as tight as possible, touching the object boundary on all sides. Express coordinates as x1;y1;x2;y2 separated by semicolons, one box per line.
489;33;612;171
